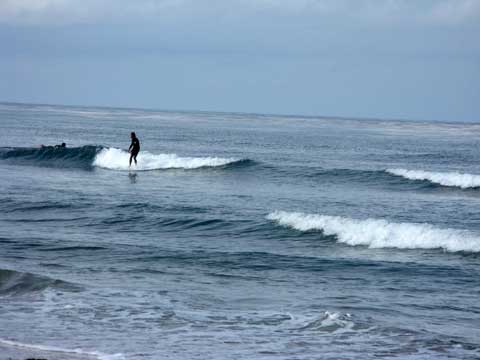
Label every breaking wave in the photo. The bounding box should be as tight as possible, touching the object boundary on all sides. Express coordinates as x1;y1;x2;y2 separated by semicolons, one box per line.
293;311;355;333
0;268;81;297
267;211;480;253
0;146;250;171
386;168;480;189
93;147;247;171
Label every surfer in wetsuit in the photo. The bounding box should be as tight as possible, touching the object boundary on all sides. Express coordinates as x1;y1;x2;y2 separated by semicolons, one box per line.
129;132;140;167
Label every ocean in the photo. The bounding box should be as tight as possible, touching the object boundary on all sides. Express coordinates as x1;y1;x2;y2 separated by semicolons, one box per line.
0;102;479;360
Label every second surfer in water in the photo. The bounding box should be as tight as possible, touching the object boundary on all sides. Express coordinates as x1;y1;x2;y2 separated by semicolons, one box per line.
129;132;140;167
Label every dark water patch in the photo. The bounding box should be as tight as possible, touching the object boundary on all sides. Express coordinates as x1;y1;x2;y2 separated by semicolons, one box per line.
115;202;208;214
204;271;266;281
217;158;258;170
5;216;91;223
0;268;82;297
135;249;477;283
0;145;100;169
3;201;88;214
100;215;146;226
40;263;68;268
148;216;240;232
138;250;380;273
182;218;226;229
120;268;170;275
11;242;46;250
38;245;107;252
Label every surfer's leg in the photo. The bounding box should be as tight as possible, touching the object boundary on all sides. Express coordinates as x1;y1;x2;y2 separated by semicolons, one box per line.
129;153;133;167
133;153;138;165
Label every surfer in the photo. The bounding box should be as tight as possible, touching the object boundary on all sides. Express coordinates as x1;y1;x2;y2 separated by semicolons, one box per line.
128;132;140;167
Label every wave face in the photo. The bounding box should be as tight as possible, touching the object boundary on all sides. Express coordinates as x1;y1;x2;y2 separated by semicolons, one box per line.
0;268;81;297
387;168;480;189
0;146;248;171
0;146;99;169
267;211;480;253
93;147;244;171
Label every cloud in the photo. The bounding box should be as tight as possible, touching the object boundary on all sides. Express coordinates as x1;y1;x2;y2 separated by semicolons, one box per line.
1;0;480;26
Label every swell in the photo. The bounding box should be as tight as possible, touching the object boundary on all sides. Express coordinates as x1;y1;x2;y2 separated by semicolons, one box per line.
386;168;480;189
125;248;472;279
0;268;82;297
0;146;254;171
0;145;100;169
2;145;473;190
0;198;92;214
292;167;480;190
267;211;480;253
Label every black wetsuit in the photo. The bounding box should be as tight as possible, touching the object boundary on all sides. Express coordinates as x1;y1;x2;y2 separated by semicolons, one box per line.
128;136;140;166
130;137;140;155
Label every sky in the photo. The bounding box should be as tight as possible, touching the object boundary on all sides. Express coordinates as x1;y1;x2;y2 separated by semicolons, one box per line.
0;0;479;122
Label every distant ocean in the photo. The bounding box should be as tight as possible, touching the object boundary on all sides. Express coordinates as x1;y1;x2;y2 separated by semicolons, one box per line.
1;102;479;360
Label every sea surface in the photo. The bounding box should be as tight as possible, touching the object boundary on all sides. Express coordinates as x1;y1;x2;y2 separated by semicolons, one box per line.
1;102;480;360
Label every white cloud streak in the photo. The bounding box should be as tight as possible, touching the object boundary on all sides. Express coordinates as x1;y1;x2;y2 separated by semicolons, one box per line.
0;0;479;26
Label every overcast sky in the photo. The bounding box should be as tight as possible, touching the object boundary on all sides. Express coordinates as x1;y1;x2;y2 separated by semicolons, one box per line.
1;0;479;121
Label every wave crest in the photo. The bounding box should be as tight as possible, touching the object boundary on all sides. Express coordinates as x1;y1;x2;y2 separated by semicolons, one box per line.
267;211;480;253
0;268;81;297
386;168;480;189
0;146;99;169
93;147;245;171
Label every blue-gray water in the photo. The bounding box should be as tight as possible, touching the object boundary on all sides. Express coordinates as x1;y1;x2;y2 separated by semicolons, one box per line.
1;102;479;360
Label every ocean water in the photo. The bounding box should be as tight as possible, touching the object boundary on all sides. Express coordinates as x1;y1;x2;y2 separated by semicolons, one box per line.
1;102;480;360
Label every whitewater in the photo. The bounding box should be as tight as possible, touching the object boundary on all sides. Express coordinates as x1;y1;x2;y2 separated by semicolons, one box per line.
1;103;480;360
267;211;480;253
93;147;242;170
387;168;480;189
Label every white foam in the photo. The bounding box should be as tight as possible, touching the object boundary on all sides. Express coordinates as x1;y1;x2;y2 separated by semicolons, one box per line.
0;338;124;360
387;168;480;189
290;311;355;333
93;147;239;171
267;211;480;253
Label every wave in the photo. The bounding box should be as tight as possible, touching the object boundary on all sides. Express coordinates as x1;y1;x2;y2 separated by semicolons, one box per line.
0;268;81;297
294;311;355;333
0;145;99;169
284;167;441;190
0;146;250;171
93;147;247;171
0;338;124;360
386;168;480;189
267;211;480;253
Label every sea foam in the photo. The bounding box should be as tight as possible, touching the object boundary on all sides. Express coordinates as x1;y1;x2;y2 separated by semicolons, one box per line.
0;338;124;360
93;147;240;171
267;211;480;253
386;168;480;189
